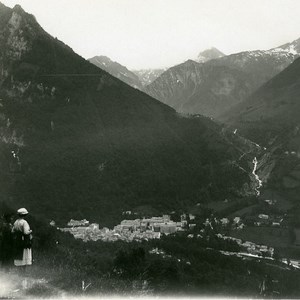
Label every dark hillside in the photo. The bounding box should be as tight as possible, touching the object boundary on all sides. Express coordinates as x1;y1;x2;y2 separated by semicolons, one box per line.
0;3;254;227
223;57;300;143
223;57;300;208
88;55;142;89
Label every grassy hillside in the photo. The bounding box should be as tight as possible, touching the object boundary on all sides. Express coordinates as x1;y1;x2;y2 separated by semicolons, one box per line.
2;204;300;298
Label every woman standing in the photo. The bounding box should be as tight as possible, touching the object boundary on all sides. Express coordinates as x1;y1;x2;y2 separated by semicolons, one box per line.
12;208;33;283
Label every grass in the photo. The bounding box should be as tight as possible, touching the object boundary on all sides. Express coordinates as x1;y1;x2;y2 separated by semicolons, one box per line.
276;247;300;260
227;204;259;218
229;226;291;248
260;189;293;212
204;198;258;217
206;200;238;212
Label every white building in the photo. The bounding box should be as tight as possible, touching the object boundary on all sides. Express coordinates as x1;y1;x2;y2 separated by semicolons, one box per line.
67;219;89;227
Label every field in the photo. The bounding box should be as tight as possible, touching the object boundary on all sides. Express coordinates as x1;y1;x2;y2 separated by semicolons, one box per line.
229;226;291;248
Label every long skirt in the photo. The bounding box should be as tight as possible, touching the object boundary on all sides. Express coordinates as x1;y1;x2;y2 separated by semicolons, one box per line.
14;248;32;266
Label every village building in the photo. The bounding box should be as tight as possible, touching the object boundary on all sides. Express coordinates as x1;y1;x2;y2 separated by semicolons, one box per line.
61;215;186;243
264;199;277;205
160;223;177;234
67;219;89;227
233;217;241;224
220;218;229;226
258;214;269;220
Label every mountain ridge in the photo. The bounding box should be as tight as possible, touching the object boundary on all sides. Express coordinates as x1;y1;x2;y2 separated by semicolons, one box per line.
144;39;299;119
0;2;255;226
144;59;252;118
223;56;300;141
88;55;142;89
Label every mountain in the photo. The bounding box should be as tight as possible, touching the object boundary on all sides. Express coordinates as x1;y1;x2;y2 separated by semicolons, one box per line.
273;36;300;55
132;68;166;86
144;59;253;118
88;56;166;88
208;48;298;90
145;41;299;119
196;47;225;63
88;55;142;89
224;56;300;144
0;3;256;226
223;57;300;206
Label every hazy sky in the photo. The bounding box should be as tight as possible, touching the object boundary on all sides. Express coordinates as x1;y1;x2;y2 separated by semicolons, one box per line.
2;0;300;69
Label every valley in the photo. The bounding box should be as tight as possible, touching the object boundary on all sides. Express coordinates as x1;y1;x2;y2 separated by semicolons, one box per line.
0;1;300;298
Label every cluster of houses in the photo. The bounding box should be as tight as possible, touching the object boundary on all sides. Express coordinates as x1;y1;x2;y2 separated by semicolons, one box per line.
204;216;245;230
254;214;283;227
149;247;192;265
59;214;196;242
57;209;278;258
198;215;275;257
206;212;285;230
185;231;274;258
215;233;275;257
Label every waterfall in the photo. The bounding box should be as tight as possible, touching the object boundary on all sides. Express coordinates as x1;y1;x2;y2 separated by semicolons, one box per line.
252;157;262;196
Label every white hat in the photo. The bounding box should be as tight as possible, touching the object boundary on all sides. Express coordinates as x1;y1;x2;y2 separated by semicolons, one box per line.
17;208;28;215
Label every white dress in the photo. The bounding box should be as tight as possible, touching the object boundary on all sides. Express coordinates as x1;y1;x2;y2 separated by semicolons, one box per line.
12;218;32;266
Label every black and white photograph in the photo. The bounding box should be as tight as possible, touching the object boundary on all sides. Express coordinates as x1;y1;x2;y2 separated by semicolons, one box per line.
0;0;300;298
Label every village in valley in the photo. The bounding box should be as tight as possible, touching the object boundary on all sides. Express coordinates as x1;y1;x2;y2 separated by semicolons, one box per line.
50;174;300;270
58;213;197;243
54;205;286;262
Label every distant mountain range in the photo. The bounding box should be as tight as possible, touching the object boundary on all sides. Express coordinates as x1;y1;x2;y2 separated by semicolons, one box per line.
144;42;300;119
88;55;166;89
0;2;255;226
88;55;142;89
88;48;225;89
145;59;253;119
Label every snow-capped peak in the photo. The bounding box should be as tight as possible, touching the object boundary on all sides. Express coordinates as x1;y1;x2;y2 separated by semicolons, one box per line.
270;37;300;56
